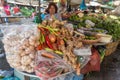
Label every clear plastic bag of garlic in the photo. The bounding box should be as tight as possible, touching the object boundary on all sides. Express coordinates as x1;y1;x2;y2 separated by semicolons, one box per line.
2;24;40;73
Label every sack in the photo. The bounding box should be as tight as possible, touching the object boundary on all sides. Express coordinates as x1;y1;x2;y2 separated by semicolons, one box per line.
1;24;39;73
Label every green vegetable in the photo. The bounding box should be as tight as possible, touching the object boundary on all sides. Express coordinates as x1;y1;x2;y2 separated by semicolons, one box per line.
85;36;96;40
20;7;35;17
95;18;120;41
54;50;63;55
99;49;105;63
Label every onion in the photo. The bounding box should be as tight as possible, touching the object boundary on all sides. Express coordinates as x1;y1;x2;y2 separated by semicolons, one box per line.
49;34;56;43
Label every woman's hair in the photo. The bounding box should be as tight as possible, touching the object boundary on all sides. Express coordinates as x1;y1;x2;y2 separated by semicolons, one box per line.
46;2;58;13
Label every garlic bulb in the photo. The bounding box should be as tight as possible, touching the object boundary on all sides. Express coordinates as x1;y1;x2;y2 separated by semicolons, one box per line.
2;25;40;73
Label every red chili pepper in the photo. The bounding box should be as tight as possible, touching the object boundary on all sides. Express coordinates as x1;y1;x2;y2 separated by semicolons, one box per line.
45;35;54;50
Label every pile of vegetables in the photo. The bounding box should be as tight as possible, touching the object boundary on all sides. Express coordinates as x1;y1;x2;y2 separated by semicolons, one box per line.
20;7;35;17
36;20;66;55
37;20;84;75
68;13;120;41
95;16;120;41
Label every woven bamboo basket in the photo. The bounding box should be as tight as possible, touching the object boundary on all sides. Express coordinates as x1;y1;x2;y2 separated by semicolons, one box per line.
105;40;120;56
82;38;100;45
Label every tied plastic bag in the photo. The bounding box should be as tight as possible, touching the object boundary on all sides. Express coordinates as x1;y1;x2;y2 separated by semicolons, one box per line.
77;56;90;69
1;24;40;73
35;50;73;80
74;46;92;56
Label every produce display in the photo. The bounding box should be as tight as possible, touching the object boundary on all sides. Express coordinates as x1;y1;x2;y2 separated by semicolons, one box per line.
36;20;67;53
20;7;35;17
1;0;120;79
2;8;120;79
2;25;40;73
68;12;120;41
37;20;84;75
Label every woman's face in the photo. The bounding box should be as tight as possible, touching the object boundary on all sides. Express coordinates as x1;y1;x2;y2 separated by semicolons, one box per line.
49;5;56;15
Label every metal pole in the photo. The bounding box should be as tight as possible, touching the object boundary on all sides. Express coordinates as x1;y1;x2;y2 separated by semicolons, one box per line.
38;0;42;23
39;0;41;17
67;0;71;12
29;0;31;6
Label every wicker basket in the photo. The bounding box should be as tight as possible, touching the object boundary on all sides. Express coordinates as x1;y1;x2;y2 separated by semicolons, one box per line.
105;40;120;56
82;39;100;45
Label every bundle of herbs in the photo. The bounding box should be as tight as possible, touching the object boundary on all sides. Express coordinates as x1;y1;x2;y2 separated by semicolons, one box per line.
95;17;120;41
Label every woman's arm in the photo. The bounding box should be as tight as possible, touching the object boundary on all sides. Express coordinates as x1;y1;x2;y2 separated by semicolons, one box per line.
55;13;62;21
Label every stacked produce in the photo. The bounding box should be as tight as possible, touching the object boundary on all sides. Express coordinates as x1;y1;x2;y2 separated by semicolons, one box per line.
36;20;84;75
58;27;83;75
2;25;40;73
68;12;120;41
36;20;66;52
20;7;35;17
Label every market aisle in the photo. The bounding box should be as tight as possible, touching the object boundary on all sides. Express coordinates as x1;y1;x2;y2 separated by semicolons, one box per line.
84;45;120;80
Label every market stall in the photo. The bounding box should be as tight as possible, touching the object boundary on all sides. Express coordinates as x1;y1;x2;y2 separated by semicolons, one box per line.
0;0;120;80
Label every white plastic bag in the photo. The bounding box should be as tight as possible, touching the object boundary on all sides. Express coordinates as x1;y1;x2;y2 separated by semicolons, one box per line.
1;24;40;73
73;46;92;56
112;6;120;15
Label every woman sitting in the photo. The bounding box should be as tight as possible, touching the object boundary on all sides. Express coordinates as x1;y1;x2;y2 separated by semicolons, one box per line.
45;2;62;21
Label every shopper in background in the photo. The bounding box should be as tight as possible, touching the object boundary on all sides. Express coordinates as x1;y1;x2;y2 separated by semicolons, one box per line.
0;0;5;11
0;0;10;16
3;1;10;10
0;0;10;10
45;2;62;21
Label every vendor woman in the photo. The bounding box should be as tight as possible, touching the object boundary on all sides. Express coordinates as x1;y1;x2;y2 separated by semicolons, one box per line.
45;2;62;21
